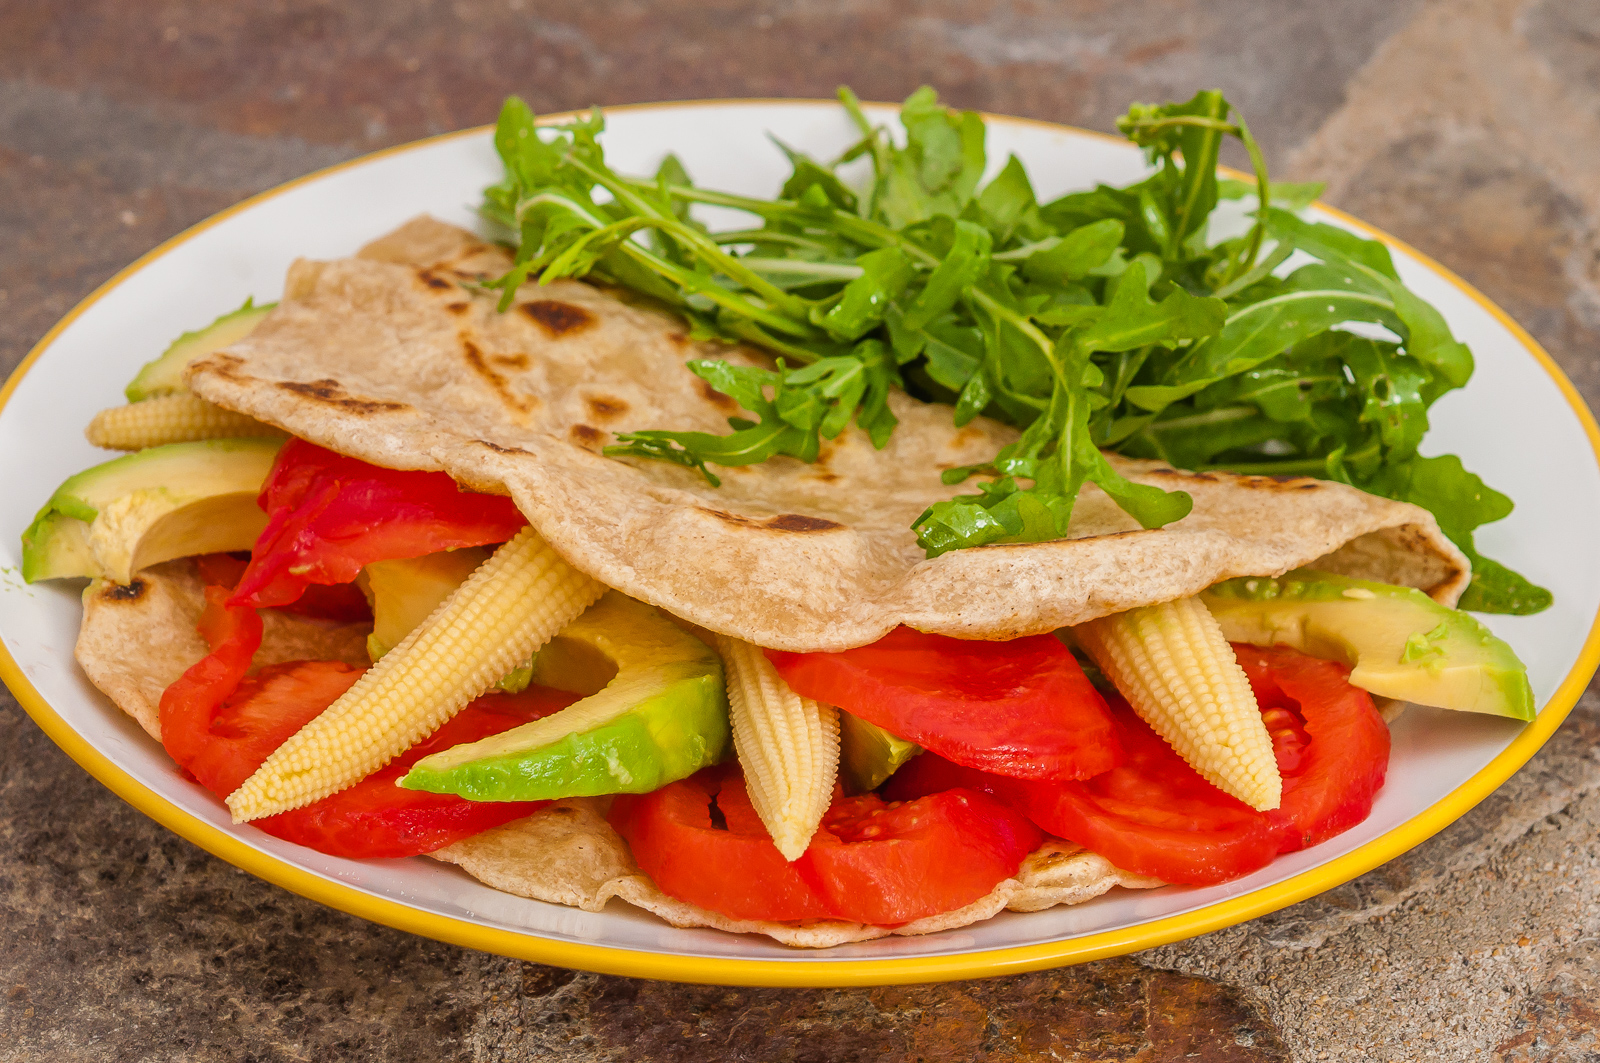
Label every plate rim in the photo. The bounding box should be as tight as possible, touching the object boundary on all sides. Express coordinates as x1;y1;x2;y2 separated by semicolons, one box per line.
3;99;1598;988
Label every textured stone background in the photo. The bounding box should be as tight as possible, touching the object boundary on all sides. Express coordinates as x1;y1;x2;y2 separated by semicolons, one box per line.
2;1;1599;1059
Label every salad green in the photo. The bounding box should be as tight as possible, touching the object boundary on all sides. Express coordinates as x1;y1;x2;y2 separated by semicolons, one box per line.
479;87;1549;615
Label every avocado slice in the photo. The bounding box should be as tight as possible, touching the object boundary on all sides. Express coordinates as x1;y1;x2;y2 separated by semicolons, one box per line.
22;437;283;583
401;592;729;801
362;548;493;662
839;712;921;794
125;299;275;402
1201;569;1535;721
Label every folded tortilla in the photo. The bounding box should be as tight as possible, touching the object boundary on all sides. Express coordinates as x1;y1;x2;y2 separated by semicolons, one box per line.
183;217;1470;654
72;217;1473;945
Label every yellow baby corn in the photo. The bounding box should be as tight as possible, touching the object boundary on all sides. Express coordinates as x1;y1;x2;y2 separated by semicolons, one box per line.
226;527;604;822
1076;596;1282;811
714;634;840;861
86;393;280;450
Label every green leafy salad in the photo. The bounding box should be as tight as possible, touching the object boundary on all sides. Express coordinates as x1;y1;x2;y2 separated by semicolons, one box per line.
479;87;1549;615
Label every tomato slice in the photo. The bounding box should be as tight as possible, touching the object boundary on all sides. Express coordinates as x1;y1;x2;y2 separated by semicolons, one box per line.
766;627;1121;781
159;581;579;858
609;768;832;921
1235;644;1390;852
886;644;1390;886
609;766;1043;924
230;439;527;610
886;708;1277;886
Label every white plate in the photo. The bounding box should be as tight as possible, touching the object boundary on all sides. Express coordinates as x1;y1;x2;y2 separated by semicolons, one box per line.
3;101;1598;986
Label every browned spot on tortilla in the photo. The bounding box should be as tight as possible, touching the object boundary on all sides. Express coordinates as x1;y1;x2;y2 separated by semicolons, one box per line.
668;332;690;348
417;268;454;291
445;301;471;315
520;299;595;337
569;424;605;447
192;352;251;383
462;339;535;415
695;377;739;412
699;507;757;527
490;353;531;370
587;396;629;421
696;508;843;532
950;425;986;449
808;470;840;484
477;439;531;456
99;579;146;602
765;513;844;532
277;378;410;414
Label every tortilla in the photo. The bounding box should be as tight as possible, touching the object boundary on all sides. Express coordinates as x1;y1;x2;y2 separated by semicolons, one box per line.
183;217;1470;654
75;563;1162;945
70;217;1472;945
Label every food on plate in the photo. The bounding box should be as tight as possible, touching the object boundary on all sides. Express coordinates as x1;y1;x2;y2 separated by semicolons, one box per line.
25;88;1539;947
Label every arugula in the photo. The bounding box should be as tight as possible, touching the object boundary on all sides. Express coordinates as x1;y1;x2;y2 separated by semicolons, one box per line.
479;88;1550;614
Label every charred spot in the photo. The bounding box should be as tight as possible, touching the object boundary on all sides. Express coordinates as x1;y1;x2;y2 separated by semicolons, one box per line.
1268;474;1304;483
520;299;595;337
490;353;531;370
698;507;757;527
416;268;454;291
668;332;690;348
445;301;472;315
1296;482;1322;490
276;378;409;414
586;396;629;421
695;377;739;412
192;353;250;383
100;579;146;602
765;513;845;532
462;338;535;415
476;439;531;456
569;424;605;446
808;470;840;484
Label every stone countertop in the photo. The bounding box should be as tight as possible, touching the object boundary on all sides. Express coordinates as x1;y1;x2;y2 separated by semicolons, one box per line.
2;1;1598;1059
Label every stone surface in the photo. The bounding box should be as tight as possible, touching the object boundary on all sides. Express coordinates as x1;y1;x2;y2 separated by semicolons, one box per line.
2;1;1598;1060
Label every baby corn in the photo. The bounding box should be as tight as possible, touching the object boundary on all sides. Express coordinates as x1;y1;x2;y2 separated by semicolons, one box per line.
1076;596;1281;811
715;634;839;861
226;527;604;822
86;393;280;450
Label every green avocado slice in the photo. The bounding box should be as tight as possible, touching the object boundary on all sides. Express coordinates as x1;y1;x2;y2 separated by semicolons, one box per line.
125;299;275;402
400;592;729;801
839;712;921;794
1201;569;1535;721
22;437;283;583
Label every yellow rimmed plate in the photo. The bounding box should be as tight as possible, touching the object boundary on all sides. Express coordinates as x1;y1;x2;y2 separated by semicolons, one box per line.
3;101;1598;987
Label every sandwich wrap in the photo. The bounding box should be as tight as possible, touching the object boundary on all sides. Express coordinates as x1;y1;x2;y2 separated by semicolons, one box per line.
74;217;1470;945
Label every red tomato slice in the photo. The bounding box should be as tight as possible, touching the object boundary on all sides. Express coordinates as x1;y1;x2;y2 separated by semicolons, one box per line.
766;627;1121;781
610;769;832;921
886;708;1277;886
230;439;527;610
1234;644;1390;852
887;644;1390;886
159;581;578;858
609;766;1043;924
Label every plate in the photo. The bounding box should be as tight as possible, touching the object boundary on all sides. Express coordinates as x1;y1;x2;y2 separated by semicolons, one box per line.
2;101;1598;987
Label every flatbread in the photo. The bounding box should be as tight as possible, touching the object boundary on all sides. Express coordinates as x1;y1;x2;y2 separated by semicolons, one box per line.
74;564;1162;946
183;217;1470;653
